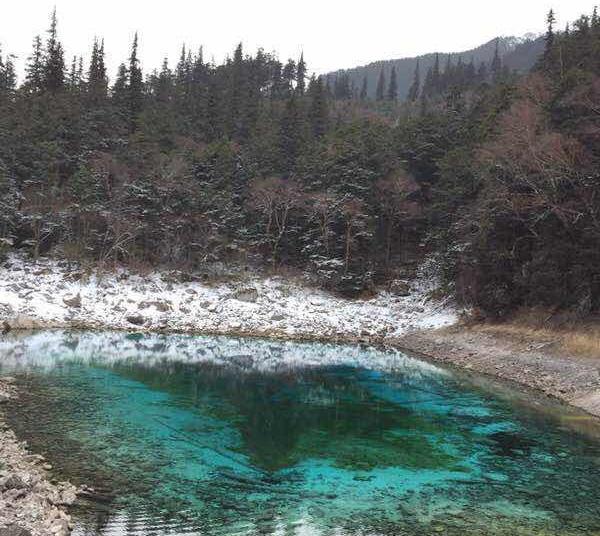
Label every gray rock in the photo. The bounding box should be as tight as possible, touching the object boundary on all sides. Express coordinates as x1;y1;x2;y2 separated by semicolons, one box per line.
232;288;259;303
389;280;411;296
0;525;33;536
63;293;82;308
138;300;171;312
125;315;146;326
1;474;28;491
3;315;43;330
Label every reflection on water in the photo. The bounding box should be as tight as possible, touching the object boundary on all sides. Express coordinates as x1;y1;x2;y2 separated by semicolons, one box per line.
1;331;600;536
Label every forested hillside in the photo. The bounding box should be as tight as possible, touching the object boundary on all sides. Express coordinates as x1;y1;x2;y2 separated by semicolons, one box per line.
0;8;599;316
327;35;544;101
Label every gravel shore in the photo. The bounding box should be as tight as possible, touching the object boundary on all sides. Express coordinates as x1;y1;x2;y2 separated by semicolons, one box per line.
0;378;78;536
395;326;600;418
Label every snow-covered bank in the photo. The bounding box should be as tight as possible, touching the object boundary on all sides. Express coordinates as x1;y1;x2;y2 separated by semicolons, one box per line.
0;254;457;339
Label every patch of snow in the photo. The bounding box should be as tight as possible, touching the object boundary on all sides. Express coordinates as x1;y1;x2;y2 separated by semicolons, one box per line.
0;253;458;340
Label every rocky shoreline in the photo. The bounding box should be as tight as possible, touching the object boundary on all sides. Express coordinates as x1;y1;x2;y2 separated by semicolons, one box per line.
395;326;600;419
0;378;78;536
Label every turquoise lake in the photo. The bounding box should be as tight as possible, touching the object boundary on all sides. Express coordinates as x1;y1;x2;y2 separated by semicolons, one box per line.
1;331;600;535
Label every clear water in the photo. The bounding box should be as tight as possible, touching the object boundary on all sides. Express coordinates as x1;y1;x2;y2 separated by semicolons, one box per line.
1;331;600;536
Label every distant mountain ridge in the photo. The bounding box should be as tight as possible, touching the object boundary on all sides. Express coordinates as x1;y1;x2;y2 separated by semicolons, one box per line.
327;35;544;100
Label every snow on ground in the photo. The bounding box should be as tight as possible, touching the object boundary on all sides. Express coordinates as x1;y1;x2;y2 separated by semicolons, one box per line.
0;254;457;340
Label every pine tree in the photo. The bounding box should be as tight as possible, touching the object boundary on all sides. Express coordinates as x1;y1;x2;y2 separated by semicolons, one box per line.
296;53;306;95
24;36;44;93
375;68;385;101
67;56;81;90
88;38;108;103
544;9;556;59
112;63;129;110
282;59;296;96
431;53;441;93
387;65;398;101
359;75;368;101
407;60;420;101
490;39;502;80
43;8;65;92
0;48;16;95
308;75;328;138
128;32;144;126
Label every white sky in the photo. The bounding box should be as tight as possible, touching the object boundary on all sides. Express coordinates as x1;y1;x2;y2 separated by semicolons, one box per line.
1;0;595;79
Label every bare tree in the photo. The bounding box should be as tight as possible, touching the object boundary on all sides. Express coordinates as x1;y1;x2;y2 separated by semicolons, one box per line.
248;177;303;266
375;173;421;270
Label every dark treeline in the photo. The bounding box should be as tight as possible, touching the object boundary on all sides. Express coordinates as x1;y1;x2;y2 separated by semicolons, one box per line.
1;9;599;315
329;39;512;103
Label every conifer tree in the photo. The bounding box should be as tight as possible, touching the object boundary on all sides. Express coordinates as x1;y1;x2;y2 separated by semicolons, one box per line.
112;63;129;110
282;59;296;96
296;53;306;95
490;39;502;80
128;33;144;127
0;49;16;95
387;65;398;101
431;53;441;93
67;56;80;90
24;36;44;93
88;38;108;103
375;68;386;101
359;75;368;101
43;8;65;92
308;75;328;138
407;60;420;101
544;9;556;58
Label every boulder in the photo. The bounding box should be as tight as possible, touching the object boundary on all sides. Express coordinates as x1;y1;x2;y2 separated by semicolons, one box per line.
232;288;259;303
0;474;28;491
62;293;82;309
389;280;411;297
125;315;146;326
138;300;171;312
3;315;43;330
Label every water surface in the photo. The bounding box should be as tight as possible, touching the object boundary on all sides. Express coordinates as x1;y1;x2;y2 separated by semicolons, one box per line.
1;331;600;536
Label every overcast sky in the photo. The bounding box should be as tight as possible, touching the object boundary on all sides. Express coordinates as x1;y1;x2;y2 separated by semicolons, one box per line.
1;0;595;79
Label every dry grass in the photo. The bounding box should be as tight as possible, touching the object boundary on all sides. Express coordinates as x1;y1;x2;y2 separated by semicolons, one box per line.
471;308;600;359
563;331;600;357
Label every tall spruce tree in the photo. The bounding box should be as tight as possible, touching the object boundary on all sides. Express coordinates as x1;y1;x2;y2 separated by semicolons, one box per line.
296;53;306;95
490;39;502;80
375;68;386;101
88;38;108;103
24;36;44;93
359;75;368;100
128;33;144;127
387;65;398;101
43;9;65;92
407;60;420;101
0;49;16;95
431;53;441;93
308;75;328;138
